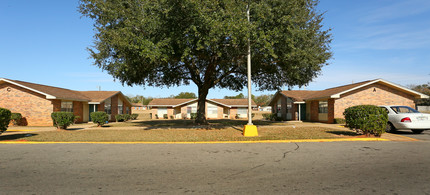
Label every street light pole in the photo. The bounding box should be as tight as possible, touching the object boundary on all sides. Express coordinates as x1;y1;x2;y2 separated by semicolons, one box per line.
247;3;253;126
243;2;258;137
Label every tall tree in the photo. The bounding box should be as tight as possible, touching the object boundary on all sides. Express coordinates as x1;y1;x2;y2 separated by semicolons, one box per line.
79;0;332;124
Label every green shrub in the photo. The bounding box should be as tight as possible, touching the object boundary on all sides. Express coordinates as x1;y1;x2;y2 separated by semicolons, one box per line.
131;113;139;120
343;105;388;136
115;114;125;122
11;113;22;125
334;118;346;124
116;114;131;122
262;113;271;120
163;114;168;119
51;112;75;129
190;113;197;119
91;112;109;127
0;107;12;134
262;113;281;121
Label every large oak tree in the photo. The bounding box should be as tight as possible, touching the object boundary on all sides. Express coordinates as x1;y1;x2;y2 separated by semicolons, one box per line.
79;0;332;124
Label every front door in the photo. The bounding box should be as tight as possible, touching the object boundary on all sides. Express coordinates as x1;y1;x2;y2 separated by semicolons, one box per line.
300;103;306;121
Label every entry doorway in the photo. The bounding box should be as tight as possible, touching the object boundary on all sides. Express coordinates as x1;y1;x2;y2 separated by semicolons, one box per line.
300;103;306;121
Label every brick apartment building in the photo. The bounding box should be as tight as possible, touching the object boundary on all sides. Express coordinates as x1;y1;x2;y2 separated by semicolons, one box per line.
269;79;429;123
0;78;132;126
148;98;257;119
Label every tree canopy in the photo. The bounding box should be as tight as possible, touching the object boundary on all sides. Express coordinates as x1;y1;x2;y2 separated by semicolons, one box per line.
174;92;197;99
409;83;430;106
224;93;246;99
79;0;332;124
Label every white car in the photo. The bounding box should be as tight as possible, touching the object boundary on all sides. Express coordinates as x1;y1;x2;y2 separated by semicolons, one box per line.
379;105;430;134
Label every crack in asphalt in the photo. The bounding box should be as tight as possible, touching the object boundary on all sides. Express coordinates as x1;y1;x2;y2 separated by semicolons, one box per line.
226;143;301;178
275;143;300;162
225;163;266;178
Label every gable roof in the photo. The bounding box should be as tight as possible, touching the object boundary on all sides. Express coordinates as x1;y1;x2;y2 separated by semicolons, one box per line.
148;98;257;108
79;91;121;103
148;99;195;107
271;79;429;104
0;78;132;104
1;78;90;101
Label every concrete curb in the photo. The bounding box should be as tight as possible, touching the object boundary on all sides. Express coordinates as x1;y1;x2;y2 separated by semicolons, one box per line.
0;138;390;144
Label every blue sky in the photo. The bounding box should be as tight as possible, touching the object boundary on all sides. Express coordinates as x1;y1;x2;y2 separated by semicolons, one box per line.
1;0;429;98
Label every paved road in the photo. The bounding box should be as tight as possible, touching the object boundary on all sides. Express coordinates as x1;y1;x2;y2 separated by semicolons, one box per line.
390;129;430;141
1;141;430;194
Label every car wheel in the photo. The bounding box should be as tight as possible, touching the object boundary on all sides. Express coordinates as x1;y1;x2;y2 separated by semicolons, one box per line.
386;122;396;133
412;130;424;134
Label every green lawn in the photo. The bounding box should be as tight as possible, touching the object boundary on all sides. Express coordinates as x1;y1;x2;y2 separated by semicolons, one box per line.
0;120;359;142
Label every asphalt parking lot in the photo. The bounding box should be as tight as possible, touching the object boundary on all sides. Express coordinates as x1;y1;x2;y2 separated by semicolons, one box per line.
390;129;430;141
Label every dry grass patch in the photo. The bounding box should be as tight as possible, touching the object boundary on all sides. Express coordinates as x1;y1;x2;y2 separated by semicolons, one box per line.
1;125;358;142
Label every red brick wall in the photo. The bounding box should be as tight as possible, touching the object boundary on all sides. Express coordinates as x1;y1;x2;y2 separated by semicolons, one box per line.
334;83;415;119
328;99;335;124
310;101;319;122
111;95;118;121
98;102;105;112
52;100;61;112
73;101;84;123
0;83;54;126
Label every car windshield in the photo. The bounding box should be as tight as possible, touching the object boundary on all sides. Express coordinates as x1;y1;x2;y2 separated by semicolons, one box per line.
390;106;420;114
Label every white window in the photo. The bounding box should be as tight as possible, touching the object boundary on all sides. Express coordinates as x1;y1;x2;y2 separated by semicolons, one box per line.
187;106;197;114
207;106;218;115
157;107;167;116
237;108;247;115
118;99;123;114
61;101;73;112
318;101;328;113
104;98;112;114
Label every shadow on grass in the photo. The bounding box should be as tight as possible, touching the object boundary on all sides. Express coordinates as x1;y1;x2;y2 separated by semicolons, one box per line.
120;119;277;130
326;130;358;136
0;133;37;141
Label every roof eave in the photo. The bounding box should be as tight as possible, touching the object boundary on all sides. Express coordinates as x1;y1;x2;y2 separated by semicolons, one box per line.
1;78;58;100
330;79;429;99
206;99;231;108
172;99;198;108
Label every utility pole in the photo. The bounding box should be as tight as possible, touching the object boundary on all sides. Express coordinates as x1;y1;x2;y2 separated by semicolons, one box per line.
243;1;258;137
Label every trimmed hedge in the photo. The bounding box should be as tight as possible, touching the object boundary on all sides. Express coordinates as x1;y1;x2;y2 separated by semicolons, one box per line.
0;107;12;134
131;114;138;120
11;113;22;126
51;112;75;129
343;105;388;136
262;113;281;121
91;112;109;127
116;114;131;122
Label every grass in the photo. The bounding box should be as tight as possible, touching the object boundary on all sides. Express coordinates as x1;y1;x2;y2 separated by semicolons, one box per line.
0;120;360;142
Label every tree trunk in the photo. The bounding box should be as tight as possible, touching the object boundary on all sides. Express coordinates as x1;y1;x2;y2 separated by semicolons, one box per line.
195;86;210;125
